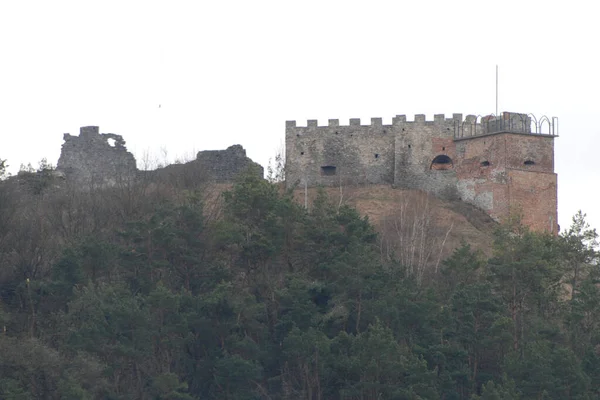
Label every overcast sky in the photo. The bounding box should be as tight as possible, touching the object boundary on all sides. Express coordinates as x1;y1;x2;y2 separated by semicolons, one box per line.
1;0;598;232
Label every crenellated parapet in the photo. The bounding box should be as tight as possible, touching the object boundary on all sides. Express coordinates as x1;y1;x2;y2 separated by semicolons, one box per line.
286;113;471;131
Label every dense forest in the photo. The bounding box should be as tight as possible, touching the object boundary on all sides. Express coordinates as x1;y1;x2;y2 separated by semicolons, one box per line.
0;158;599;399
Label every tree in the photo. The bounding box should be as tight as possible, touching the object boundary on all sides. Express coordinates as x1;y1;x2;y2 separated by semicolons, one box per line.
560;211;599;301
488;221;563;352
0;158;7;180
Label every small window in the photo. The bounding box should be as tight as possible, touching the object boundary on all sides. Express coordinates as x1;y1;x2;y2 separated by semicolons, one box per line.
431;155;453;170
480;161;490;167
300;152;304;155
408;144;411;148
374;153;379;159
321;166;337;176
524;160;535;165
442;146;445;151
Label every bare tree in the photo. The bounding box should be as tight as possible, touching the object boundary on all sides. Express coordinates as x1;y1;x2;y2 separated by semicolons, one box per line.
379;191;453;284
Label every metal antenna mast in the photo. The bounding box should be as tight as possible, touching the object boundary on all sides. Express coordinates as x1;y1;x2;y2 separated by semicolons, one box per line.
496;65;498;116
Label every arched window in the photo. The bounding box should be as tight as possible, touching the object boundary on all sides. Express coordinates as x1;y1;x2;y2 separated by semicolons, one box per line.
431;155;453;170
524;160;535;166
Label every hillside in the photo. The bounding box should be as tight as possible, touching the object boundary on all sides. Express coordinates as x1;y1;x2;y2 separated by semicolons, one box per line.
0;166;599;399
293;184;497;260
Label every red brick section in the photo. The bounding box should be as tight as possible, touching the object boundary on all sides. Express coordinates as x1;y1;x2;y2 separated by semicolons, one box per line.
508;169;557;234
455;133;557;235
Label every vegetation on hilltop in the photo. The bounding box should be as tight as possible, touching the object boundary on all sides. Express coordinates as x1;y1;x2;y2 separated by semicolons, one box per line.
0;162;599;399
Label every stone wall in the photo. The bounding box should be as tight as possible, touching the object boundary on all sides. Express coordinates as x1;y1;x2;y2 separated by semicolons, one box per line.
195;145;264;182
392;114;460;200
56;126;137;187
285;119;395;188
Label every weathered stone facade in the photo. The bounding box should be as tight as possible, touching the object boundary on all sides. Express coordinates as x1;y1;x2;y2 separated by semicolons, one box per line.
195;145;263;182
286;112;558;234
56;126;262;187
57;126;137;186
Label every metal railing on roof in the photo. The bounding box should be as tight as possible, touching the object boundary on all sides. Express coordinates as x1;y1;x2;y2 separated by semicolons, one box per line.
454;113;558;139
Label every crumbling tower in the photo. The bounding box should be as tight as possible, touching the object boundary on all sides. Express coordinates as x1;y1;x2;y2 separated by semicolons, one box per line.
56;126;137;187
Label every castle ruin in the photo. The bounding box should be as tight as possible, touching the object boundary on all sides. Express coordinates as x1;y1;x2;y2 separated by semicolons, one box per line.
56;126;263;186
286;112;558;234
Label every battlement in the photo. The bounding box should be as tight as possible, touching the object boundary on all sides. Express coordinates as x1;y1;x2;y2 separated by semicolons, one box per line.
286;117;392;129
286;113;473;130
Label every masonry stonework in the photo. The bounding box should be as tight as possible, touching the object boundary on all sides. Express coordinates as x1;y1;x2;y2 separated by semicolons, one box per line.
286;112;558;234
56;126;262;187
57;126;137;186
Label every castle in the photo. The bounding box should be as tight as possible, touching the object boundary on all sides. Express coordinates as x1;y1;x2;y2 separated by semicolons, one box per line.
285;112;558;234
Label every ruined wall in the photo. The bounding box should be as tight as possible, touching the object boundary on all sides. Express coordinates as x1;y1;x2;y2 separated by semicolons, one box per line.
194;145;264;182
56;127;262;187
56;126;137;186
285;112;558;233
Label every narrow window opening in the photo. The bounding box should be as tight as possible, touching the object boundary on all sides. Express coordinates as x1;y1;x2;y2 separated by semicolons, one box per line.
374;153;379;159
442;146;445;151
300;152;304;155
480;161;490;167
431;154;453;170
320;166;337;176
408;144;411;149
296;134;300;137
524;160;535;165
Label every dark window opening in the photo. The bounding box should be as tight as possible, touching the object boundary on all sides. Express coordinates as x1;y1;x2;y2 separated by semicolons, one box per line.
480;161;490;167
408;144;411;148
431;154;453;170
321;166;337;176
374;153;379;159
296;134;300;137
300;152;304;155
524;160;535;165
442;146;445;151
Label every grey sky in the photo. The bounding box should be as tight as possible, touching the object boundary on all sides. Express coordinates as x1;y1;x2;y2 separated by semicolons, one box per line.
1;0;598;232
